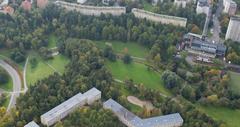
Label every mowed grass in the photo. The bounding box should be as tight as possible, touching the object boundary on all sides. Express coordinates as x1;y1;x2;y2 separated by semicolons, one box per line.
26;54;69;86
26;56;55;86
229;71;240;95
106;60;170;96
142;0;154;12
48;35;58;48
94;41;149;58
46;55;69;74
197;105;240;127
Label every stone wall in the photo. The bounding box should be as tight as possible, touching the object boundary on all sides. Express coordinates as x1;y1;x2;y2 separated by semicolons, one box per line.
55;1;126;16
131;8;187;27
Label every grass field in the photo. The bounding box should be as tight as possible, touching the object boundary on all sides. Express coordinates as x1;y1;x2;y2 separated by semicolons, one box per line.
26;54;69;86
46;55;69;74
229;71;240;95
2;94;10;108
198;105;240;127
94;41;149;58
106;60;170;96
48;35;58;48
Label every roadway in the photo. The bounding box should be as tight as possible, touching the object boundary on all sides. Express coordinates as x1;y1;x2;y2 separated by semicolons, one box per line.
0;60;21;111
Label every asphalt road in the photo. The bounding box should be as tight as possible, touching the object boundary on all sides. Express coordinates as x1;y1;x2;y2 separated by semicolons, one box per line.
0;60;21;111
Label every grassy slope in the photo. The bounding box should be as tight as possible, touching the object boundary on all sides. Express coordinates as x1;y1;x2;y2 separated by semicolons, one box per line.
229;71;240;95
48;35;58;48
142;0;154;12
0;76;13;91
106;60;170;96
46;55;69;74
94;41;149;58
198;105;240;127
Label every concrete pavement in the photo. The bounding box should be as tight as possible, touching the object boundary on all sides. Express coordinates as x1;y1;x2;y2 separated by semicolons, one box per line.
0;60;21;111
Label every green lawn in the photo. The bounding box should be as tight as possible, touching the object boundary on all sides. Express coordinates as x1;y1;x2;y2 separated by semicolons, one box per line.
26;54;69;86
94;41;149;58
106;60;170;96
48;35;58;48
197;105;240;127
2;94;10;108
229;71;240;95
46;55;69;74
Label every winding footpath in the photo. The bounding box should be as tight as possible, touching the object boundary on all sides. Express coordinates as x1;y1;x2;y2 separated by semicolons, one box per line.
0;60;21;112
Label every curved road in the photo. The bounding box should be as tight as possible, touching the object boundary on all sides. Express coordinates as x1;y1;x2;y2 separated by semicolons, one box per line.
0;60;21;111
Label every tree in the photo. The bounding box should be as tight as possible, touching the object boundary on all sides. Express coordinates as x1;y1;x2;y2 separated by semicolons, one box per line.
122;54;132;64
0;68;9;84
162;70;180;89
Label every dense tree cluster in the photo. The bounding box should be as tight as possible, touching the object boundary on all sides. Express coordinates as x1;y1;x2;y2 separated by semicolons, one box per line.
225;40;240;65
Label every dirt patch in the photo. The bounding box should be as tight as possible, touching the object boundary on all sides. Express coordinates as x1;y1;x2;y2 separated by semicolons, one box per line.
127;96;154;111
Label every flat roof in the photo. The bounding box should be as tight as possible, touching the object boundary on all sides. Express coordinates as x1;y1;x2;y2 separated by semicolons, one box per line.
24;121;39;127
41;93;86;121
83;87;101;97
104;99;183;127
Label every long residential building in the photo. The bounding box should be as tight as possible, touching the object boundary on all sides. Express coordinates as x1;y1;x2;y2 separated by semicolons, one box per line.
24;121;39;127
103;99;184;127
54;1;126;16
41;87;101;127
196;0;210;15
131;8;187;27
225;16;240;42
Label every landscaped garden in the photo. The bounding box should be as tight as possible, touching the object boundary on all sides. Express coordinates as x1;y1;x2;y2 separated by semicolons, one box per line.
94;40;149;58
106;60;171;96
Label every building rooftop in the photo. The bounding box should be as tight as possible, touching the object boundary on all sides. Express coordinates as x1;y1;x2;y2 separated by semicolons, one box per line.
231;15;240;21
83;87;101;98
24;121;39;127
41;93;86;121
104;99;183;127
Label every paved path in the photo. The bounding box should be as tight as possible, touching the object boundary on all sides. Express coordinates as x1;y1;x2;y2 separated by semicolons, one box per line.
0;60;21;112
23;57;29;92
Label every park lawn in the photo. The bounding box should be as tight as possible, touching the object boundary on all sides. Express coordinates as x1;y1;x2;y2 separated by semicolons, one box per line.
229;71;240;95
46;55;69;74
94;40;149;58
26;56;54;86
197;105;240;127
106;60;171;96
2;94;10;108
48;35;58;48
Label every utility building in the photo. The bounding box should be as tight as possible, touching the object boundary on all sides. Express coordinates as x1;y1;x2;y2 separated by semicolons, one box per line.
104;99;184;127
41;87;101;127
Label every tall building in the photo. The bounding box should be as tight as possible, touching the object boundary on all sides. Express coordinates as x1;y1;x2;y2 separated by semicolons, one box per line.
196;0;209;15
223;0;237;16
41;87;101;127
103;99;184;127
21;0;31;11
225;16;240;42
37;0;48;8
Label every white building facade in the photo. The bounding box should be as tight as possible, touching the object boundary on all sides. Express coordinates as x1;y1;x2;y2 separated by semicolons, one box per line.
41;87;101;127
132;8;187;27
54;1;126;16
225;16;240;42
223;0;237;16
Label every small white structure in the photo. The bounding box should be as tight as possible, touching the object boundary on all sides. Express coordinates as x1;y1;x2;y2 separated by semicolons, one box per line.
196;0;209;15
223;0;237;16
104;99;184;127
41;87;101;127
77;0;87;4
24;121;39;127
225;16;240;42
54;1;126;16
132;8;187;27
